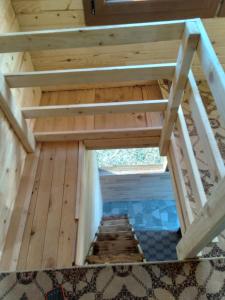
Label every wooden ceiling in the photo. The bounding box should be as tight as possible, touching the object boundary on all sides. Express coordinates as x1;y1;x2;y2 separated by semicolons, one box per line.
10;1;225;89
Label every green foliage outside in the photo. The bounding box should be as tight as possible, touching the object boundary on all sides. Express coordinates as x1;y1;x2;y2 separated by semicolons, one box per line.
96;148;164;168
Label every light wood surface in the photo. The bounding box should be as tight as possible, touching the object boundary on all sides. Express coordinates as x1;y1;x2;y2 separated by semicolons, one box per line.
22;99;168;119
0;20;185;53
5;63;176;88
168;135;194;231
34;85;164;133
188;72;225;181
196;19;225;128
0;0;41;264
177;175;225;259
177;109;207;209
100;172;174;202
160;22;200;155
0;145;41;270
0;73;35;152
35;127;162;142
1;142;80;272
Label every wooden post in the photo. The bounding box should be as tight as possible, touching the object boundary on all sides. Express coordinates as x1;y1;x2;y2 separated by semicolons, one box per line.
196;19;225;128
0;73;35;152
177;175;225;259
159;21;200;155
188;71;225;181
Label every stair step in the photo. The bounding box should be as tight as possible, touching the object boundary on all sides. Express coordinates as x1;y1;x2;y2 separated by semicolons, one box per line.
86;253;144;264
93;240;138;251
97;232;134;241
99;225;132;233
102;215;128;221
101;219;129;226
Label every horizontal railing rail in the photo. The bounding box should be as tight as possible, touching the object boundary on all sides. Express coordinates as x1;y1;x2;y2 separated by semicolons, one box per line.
0;19;189;53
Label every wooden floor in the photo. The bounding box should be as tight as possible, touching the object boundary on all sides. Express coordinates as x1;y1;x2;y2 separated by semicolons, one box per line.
0;142;79;271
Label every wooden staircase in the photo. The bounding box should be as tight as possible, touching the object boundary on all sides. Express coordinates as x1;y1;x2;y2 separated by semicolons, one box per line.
86;215;145;264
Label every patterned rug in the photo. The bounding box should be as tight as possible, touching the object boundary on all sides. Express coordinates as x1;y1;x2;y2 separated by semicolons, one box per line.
0;258;225;299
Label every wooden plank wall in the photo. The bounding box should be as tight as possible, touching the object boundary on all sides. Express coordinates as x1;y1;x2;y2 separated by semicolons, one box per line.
0;142;80;271
34;84;163;132
12;0;85;30
0;0;41;259
101;173;175;202
76;150;103;265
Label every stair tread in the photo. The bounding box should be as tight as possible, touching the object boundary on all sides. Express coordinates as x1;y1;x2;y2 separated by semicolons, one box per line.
102;215;128;221
86;253;144;264
97;232;134;241
99;225;132;233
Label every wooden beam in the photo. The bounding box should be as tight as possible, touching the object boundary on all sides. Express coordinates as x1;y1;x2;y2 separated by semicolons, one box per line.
188;71;225;181
0;20;186;53
177;108;207;209
159;22;200;155
5;64;176;88
84;136;160;149
35;127;162;142
177;175;225;259
0;73;35;152
196;19;225;128
22;99;168;119
168;135;194;231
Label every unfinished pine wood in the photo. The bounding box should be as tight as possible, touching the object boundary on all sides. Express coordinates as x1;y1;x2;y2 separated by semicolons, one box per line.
84;136;160;149
35;127;162;142
196;19;225;127
11;142;80;272
177;108;207;209
168;134;194;231
177;175;225;259
142;85;164;127
160;22;200;155
0;20;186;53
22;99;168;119
0;0;41;261
94;86;146;129
0;144;41;271
57;142;79;268
101;173;174;202
188;72;225;181
26;143;56;270
42;143;67;269
34;89;95;132
0;73;35;152
5;63;176;88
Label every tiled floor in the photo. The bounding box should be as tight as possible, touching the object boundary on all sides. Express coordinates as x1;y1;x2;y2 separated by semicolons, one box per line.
103;200;179;231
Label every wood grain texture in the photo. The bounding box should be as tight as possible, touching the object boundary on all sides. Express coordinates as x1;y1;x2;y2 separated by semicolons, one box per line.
34;85;163;133
0;0;41;263
5;63;175;89
3;142;80;272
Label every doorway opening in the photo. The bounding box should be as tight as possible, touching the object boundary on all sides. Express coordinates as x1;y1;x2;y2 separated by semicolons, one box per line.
89;147;181;263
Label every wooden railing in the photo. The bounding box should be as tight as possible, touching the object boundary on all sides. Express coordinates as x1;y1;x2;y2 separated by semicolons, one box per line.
0;18;225;260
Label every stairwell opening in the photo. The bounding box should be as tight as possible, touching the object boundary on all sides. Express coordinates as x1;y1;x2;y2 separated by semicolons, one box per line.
86;147;182;264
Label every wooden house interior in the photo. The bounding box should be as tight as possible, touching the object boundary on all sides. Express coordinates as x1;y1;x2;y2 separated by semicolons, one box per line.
0;0;225;298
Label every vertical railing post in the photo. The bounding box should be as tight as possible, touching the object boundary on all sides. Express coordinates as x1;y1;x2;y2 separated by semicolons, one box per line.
159;21;200;155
